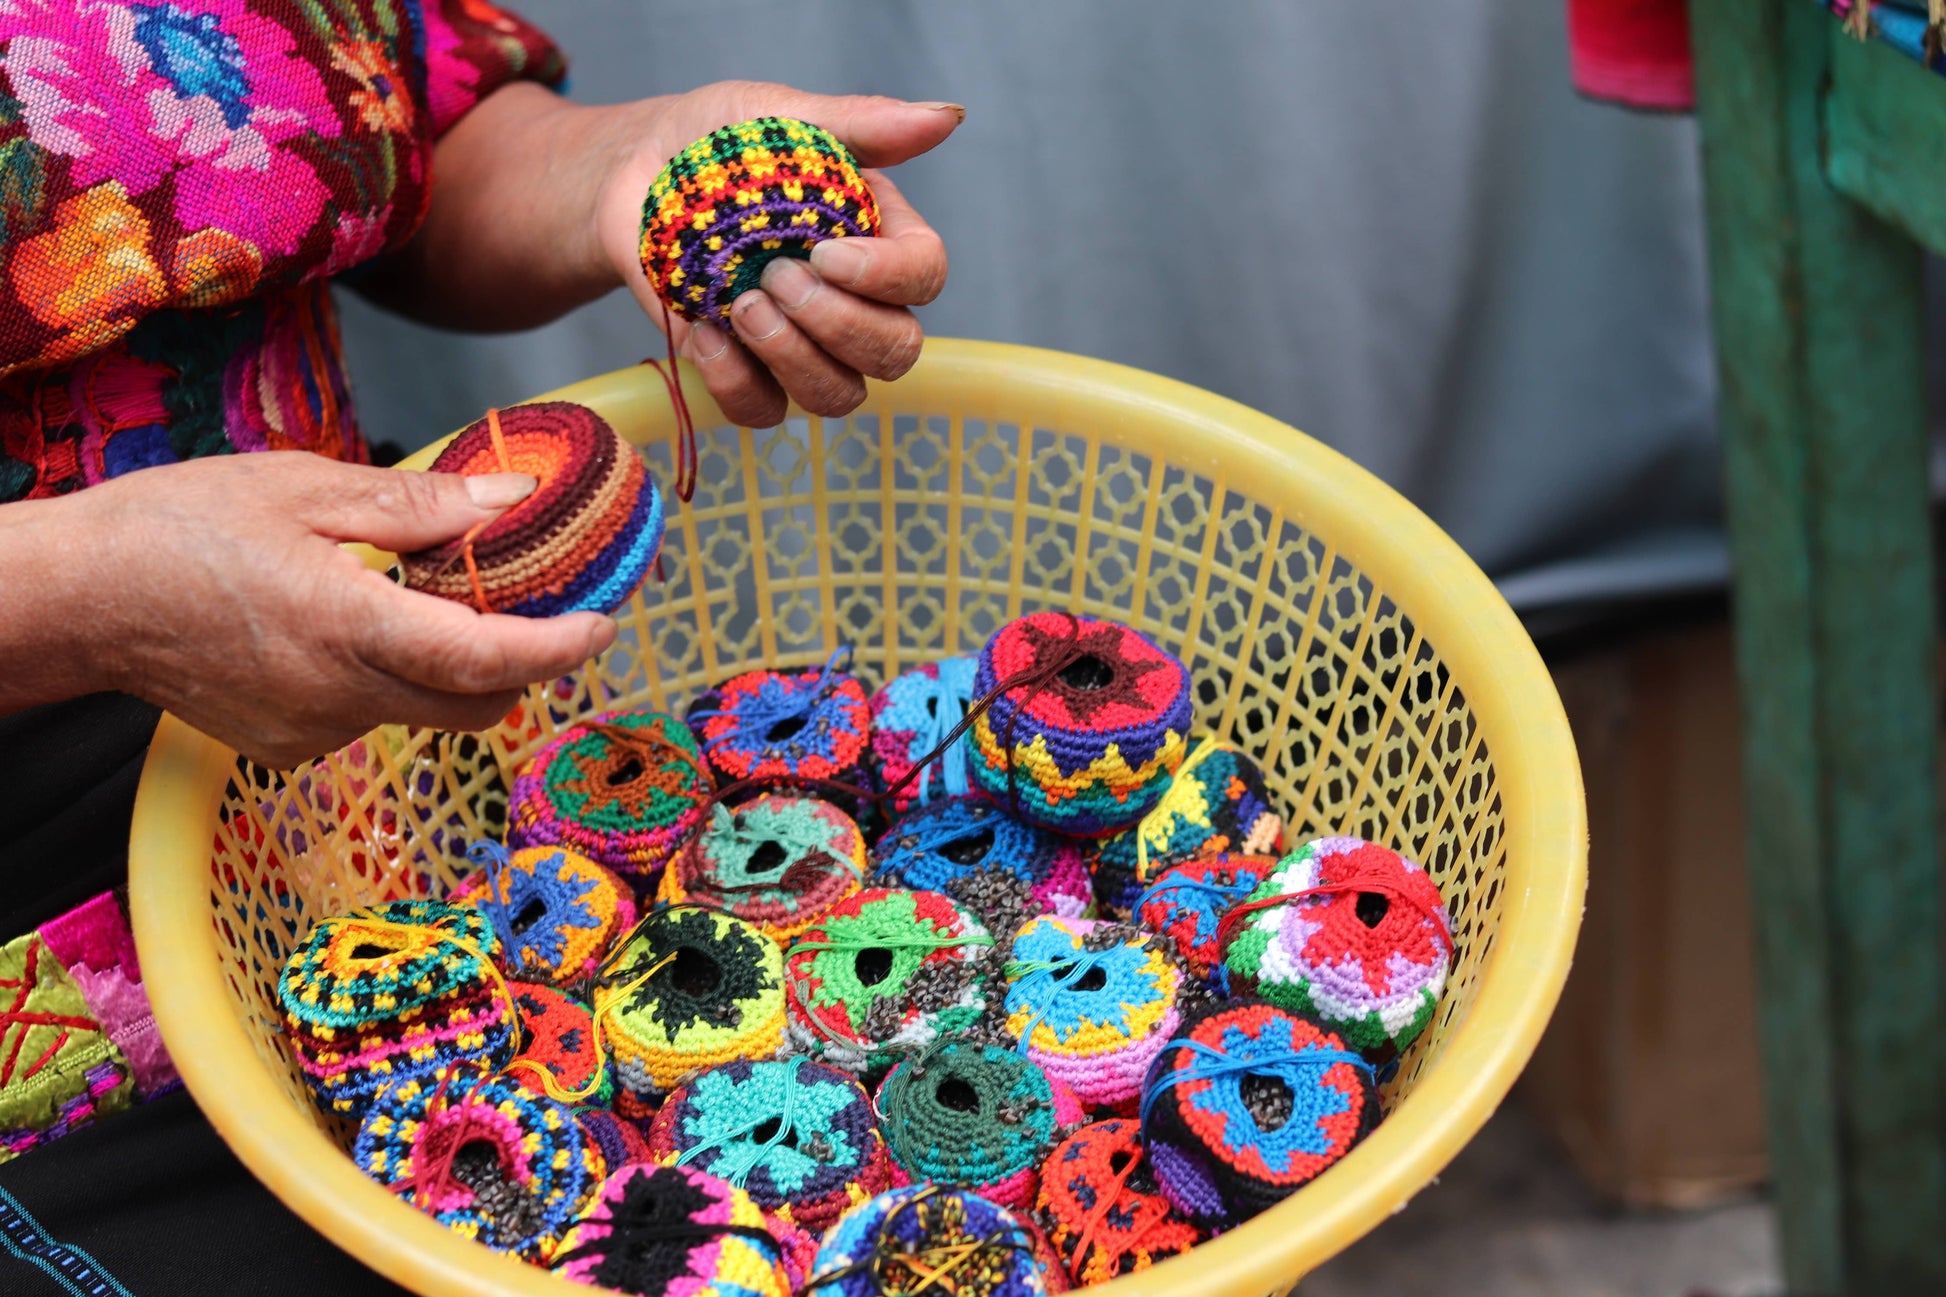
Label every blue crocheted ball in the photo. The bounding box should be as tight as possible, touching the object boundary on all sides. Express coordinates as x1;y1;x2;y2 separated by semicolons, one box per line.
807;1186;1048;1297
870;796;1092;934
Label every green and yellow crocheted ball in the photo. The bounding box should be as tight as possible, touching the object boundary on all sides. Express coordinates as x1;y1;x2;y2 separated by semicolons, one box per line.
639;117;880;324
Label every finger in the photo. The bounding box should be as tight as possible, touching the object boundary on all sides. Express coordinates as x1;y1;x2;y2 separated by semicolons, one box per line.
298;457;538;554
721;84;963;168
353;578;619;695
760;258;923;382
729;290;868;417
808;172;947;306
684;319;789;428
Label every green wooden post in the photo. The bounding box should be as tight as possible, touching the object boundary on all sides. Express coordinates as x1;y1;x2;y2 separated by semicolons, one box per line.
1689;4;1946;1293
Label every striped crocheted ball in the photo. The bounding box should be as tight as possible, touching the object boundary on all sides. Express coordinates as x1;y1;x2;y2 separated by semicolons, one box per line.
782;887;993;1079
1134;853;1282;986
685;658;873;799
355;1066;604;1264
576;1106;655;1174
594;907;786;1117
659;796;864;941
1088;740;1284;918
455;844;635;987
1002;916;1184;1114
277;901;515;1119
875;1041;1081;1209
508;710;713;891
1220;837;1452;1059
639;116;880;325
1140;999;1378;1229
871;796;1093;937
969;614;1193;837
807;1186;1048;1297
507;982;609;1105
644;1057;890;1232
868;655;980;817
553;1162;790;1296
400;402;663;617
1036;1118;1204;1286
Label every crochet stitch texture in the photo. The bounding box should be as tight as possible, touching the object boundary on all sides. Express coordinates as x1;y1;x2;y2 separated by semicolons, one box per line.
660;796;864;941
871;796;1093;935
874;1041;1077;1209
552;1162;790;1296
868;656;980;817
1036;1117;1204;1286
807;1186;1047;1297
685;657;873;797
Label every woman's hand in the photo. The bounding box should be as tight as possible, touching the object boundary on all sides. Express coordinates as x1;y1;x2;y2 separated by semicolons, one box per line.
0;453;615;769
366;81;959;428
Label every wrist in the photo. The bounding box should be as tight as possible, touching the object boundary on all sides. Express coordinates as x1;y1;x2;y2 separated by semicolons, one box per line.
0;489;135;709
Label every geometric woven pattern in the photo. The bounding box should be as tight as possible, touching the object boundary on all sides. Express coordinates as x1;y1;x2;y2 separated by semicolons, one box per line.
200;359;1507;1143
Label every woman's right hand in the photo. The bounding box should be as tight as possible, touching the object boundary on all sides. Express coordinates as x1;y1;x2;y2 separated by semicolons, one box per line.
2;452;616;769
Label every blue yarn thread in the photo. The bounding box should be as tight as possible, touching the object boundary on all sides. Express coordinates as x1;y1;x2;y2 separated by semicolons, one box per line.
1133;873;1258;917
1003;948;1118;1056
1137;1038;1375;1133
688;645;856;758
903;661;978;803
467;840;602;972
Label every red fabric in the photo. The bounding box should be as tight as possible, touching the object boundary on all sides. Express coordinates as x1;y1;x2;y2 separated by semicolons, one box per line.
1567;0;1696;112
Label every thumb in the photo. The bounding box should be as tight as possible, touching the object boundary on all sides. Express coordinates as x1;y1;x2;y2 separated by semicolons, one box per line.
733;86;963;169
303;461;537;555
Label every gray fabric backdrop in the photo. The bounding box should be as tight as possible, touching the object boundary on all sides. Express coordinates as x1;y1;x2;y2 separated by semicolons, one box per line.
338;0;1723;614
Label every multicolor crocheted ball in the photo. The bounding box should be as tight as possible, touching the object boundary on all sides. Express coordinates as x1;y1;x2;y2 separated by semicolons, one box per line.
806;1186;1047;1297
969;614;1193;837
1220;837;1453;1059
868;655;980;818
1036;1118;1204;1286
594;907;787;1117
875;1041;1081;1209
658;797;864;941
508;710;714;892
507;982;610;1105
871;796;1093;936
552;1162;791;1297
1088;739;1284;917
1002;916;1184;1113
576;1106;655;1174
1139;999;1378;1229
639;117;880;325
455;843;636;987
400;402;663;617
782;888;993;1079
684;656;873;799
277;900;515;1119
644;1057;890;1232
1133;853;1281;986
762;1210;822;1291
355;1066;604;1264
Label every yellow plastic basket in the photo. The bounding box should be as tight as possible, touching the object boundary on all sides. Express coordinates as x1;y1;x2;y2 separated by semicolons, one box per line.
128;339;1585;1297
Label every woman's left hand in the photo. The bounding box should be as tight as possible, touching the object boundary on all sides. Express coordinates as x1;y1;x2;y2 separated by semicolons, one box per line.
377;81;960;428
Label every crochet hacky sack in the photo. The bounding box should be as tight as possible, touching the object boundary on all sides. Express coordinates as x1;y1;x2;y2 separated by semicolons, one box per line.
594;907;787;1117
507;982;610;1106
400;402;663;618
685;653;873;798
1036;1118;1204;1287
868;655;980;818
659;796;864;941
1133;853;1281;986
277;900;515;1119
806;1185;1047;1297
870;796;1092;936
969;614;1193;837
507;710;713;891
1088;739;1284;918
874;1041;1081;1210
553;1162;790;1297
639;116;880;325
355;1065;604;1264
456;843;635;987
1220;836;1452;1058
1139;999;1378;1230
1002;916;1184;1113
644;1056;890;1232
782;887;992;1079
576;1106;655;1174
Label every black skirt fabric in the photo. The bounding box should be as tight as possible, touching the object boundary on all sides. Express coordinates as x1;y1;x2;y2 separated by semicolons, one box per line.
0;696;410;1295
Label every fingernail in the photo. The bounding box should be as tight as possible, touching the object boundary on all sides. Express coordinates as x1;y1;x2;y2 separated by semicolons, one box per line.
688;321;731;361
733;290;786;341
467;473;536;509
810;238;868;287
761;257;820;310
923;102;967;123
